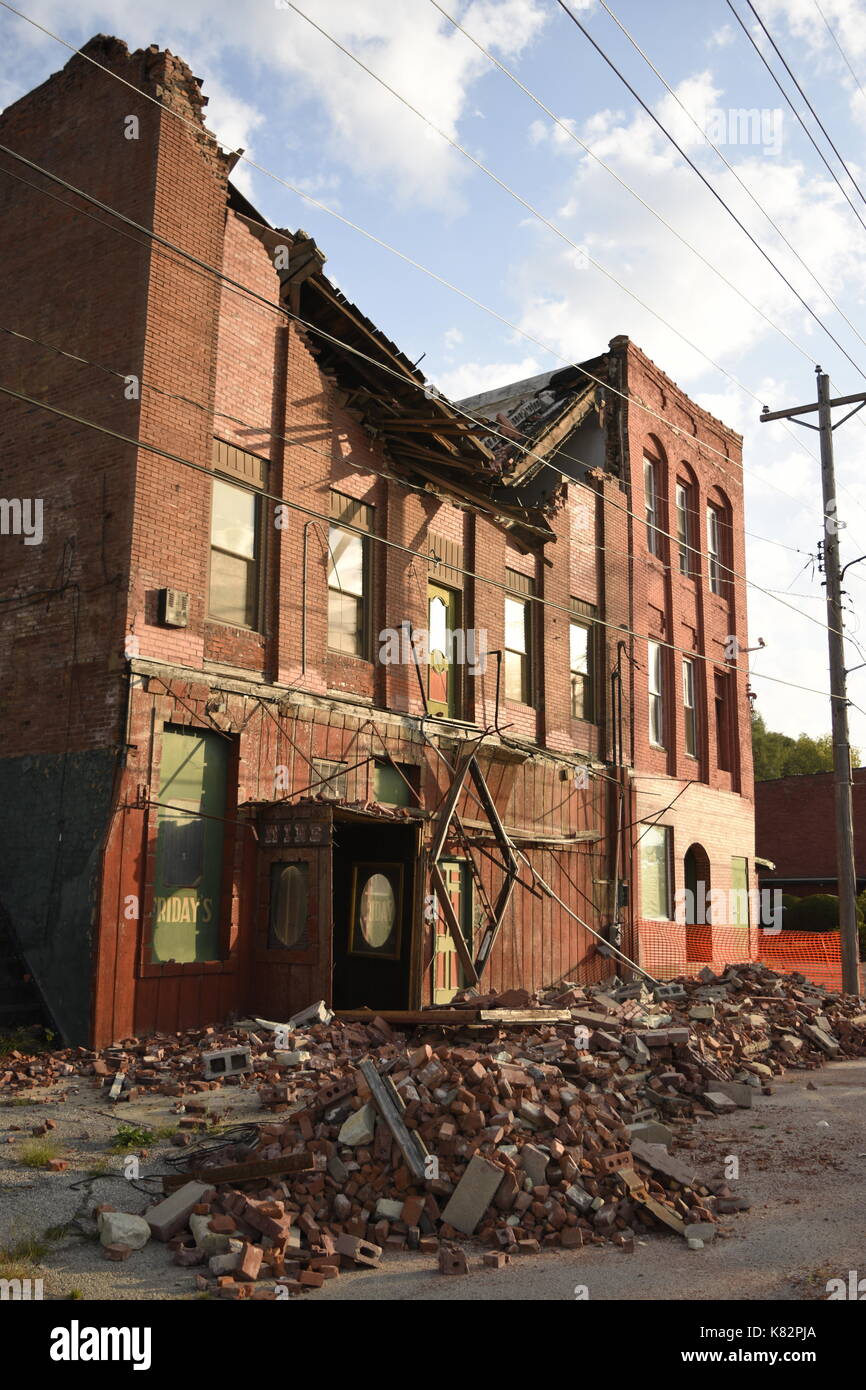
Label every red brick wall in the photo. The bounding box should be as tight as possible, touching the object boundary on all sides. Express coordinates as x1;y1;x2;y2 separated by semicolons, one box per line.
620;339;752;798
756;769;866;886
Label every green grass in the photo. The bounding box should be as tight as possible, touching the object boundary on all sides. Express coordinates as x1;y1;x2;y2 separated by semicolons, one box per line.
0;1097;35;1108
17;1138;62;1168
68;1288;84;1300
109;1122;177;1152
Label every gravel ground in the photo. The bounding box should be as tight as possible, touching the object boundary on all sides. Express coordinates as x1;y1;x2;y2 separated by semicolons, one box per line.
2;1060;864;1302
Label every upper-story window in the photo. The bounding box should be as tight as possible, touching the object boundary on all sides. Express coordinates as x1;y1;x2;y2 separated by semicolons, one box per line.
648;639;666;748
706;497;733;594
682;656;697;757
676;480;695;576
328;492;373;657
644;454;662;557
714;669;732;771
504;568;535;705
209;440;266;629
569;598;597;722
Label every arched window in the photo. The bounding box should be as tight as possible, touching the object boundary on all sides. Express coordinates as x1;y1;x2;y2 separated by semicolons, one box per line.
684;843;712;962
706;487;733;597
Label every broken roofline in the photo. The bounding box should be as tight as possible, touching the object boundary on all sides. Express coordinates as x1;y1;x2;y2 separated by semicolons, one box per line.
226;189;555;544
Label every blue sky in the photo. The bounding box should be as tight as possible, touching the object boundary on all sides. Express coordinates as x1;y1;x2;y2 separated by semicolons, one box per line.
3;0;866;747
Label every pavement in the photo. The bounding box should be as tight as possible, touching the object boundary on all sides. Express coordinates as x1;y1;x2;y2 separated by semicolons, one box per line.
2;1059;864;1302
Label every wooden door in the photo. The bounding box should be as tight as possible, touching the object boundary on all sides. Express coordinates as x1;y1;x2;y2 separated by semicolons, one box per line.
432;859;472;1003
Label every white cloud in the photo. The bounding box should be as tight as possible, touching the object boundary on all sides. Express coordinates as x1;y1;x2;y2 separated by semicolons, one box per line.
707;24;735;49
1;0;547;209
443;326;464;352
437;354;543;400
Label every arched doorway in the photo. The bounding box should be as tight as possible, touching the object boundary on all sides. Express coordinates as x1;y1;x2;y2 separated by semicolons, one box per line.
684;843;712;962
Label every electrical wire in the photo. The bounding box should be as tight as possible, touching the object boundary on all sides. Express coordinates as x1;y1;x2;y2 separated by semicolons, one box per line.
813;0;866;113
0;146;842;645
0;3;838;512
555;0;866;376
284;0;858;428
0;377;851;704
725;0;866;238
0;318;803;581
744;0;866;210
429;0;866;371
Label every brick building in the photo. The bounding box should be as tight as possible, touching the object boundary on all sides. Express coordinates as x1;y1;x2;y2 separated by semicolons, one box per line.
756;770;866;898
0;37;755;1044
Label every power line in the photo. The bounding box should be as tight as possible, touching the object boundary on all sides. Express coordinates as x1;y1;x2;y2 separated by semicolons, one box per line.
814;0;866;112
744;0;866;210
0;145;851;644
0;317;813;586
592;0;866;348
0;377;845;703
431;0;866;370
0;4;833;512
555;0;866;377
0;138;827;559
286;0;847;411
726;0;866;235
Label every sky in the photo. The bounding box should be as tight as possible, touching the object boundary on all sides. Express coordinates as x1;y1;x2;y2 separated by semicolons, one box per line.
3;0;866;747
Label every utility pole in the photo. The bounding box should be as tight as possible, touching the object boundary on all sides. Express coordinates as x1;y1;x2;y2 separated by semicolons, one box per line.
761;369;866;995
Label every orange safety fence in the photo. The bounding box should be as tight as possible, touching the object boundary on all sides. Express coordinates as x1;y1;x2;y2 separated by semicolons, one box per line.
635;920;843;993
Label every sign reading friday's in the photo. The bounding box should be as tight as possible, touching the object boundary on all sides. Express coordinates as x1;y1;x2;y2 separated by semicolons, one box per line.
151;728;228;963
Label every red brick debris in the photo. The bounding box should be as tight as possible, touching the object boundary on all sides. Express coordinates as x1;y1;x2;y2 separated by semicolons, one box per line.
2;964;865;1295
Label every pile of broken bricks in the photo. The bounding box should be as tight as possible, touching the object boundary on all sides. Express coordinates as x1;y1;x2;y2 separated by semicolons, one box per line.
5;964;866;1294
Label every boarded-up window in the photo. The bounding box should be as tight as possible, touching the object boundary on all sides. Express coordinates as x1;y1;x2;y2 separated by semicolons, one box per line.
152;727;228;963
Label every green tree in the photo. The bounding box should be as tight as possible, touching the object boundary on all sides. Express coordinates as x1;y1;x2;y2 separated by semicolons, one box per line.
751;710;858;780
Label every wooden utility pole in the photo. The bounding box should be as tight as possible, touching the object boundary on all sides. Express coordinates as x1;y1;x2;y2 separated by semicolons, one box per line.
761;370;866;995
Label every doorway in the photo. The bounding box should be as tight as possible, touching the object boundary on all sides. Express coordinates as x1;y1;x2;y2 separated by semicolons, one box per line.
431;858;473;1003
331;817;417;1010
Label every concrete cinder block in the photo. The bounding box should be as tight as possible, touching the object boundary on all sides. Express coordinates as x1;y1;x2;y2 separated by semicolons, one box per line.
145;1181;214;1242
441;1156;504;1235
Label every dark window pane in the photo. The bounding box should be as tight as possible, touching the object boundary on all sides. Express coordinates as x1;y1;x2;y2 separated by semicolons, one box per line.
269;862;310;949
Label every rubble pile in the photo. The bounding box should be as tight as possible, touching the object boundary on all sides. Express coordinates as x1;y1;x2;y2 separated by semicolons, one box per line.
4;964;866;1294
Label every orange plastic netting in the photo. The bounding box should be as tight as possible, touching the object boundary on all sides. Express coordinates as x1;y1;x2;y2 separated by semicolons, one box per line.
635;921;843;992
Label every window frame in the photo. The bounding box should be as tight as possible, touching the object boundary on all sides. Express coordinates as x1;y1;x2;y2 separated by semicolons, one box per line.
682;656;697;758
648;639;666;748
504;569;535;707
327;492;374;660
707;503;725;596
640;823;672;921
208;474;263;630
676;480;694;577
569;615;595;722
644;454;661;557
714;669;732;771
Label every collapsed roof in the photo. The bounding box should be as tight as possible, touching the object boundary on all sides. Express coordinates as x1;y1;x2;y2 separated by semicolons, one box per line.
229;185;612;548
